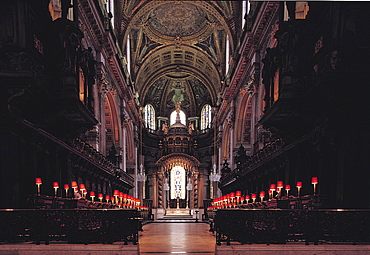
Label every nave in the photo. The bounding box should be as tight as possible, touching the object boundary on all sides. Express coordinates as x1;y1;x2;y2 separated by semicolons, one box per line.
139;222;215;255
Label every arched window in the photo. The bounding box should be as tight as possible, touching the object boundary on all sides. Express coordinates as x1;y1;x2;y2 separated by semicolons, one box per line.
170;110;186;126
143;104;155;130
201;104;212;130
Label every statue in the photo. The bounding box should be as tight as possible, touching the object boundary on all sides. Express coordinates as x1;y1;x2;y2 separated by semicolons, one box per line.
188;123;194;135
171;81;185;105
162;122;169;134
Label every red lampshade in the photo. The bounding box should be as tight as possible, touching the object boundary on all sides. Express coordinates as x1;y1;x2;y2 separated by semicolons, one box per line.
35;178;42;185
268;189;273;194
90;191;95;197
79;184;86;190
270;184;276;191
296;181;303;188
235;191;242;197
114;190;119;196
71;181;78;189
311;177;318;184
251;193;257;199
259;191;265;198
240;196;245;201
123;193;128;199
277;181;284;189
105;195;110;201
83;189;87;195
245;195;250;200
285;184;291;191
230;192;235;198
119;192;124;198
64;184;69;190
98;193;103;200
53;182;59;188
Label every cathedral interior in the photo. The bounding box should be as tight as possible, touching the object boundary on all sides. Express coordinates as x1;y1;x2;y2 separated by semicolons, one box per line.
1;0;370;216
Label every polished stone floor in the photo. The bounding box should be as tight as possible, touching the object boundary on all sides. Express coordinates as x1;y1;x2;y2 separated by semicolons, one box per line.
138;222;215;255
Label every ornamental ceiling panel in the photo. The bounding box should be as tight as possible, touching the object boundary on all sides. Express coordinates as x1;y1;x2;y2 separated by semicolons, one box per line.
118;0;240;120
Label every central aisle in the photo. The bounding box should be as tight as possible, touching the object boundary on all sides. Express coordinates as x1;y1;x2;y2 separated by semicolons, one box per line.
138;222;215;254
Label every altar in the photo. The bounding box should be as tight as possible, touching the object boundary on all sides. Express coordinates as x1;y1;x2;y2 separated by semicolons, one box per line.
165;208;191;216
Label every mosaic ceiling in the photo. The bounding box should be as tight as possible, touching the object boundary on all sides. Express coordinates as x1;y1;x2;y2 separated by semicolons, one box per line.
118;1;239;118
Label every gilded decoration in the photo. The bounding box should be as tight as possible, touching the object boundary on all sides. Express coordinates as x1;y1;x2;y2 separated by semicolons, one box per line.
149;3;207;38
142;2;214;45
144;75;211;117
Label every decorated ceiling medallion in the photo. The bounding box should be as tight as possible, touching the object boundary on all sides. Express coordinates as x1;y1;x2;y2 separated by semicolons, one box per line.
145;2;212;43
150;3;206;37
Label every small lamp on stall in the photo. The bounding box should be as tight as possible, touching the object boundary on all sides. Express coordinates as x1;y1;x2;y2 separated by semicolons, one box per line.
71;181;78;194
269;184;276;200
53;182;59;197
119;192;124;204
240;196;245;204
251;193;257;203
277;181;284;198
230;192;235;203
98;193;103;202
285;184;291;198
235;191;242;204
79;184;86;197
296;181;302;197
113;190;119;203
259;191;265;202
105;195;110;203
64;184;69;198
90;191;95;202
35;178;42;196
245;195;250;204
311;177;318;195
268;189;273;200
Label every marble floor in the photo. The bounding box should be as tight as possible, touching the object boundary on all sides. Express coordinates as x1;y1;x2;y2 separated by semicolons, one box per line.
138;222;215;255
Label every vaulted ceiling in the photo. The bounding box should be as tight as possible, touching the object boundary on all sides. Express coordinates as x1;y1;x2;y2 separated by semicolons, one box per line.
117;1;241;119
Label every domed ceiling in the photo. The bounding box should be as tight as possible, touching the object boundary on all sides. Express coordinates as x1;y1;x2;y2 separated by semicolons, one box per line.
118;1;240;122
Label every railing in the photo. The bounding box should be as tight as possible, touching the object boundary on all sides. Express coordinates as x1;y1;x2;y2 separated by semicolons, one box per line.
0;209;140;245
214;209;370;245
221;139;284;186
73;138;134;186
